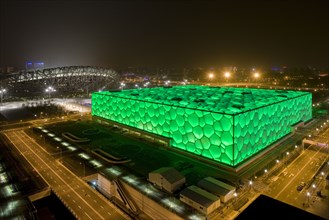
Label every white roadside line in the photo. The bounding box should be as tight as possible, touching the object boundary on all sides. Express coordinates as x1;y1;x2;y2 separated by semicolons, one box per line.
20;130;131;220
23;131;51;154
45;138;131;219
3;132;52;188
9;131;105;220
7;128;130;220
85;212;93;219
275;143;324;199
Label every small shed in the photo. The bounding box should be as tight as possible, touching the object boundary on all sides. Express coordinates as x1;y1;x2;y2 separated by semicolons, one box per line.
198;177;236;203
180;185;220;215
148;167;185;193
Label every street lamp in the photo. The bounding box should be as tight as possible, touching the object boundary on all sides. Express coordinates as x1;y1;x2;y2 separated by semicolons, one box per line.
233;192;238;202
80;162;85;177
249;180;253;189
208;72;214;85
253;72;260;87
307;192;310;204
57;146;62;161
224;72;231;78
45;86;56;99
285;152;290;165
0;88;6;108
119;82;126;89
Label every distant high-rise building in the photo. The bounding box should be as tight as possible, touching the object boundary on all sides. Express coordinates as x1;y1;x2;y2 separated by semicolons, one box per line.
26;61;33;70
34;62;45;69
25;61;45;70
0;66;16;74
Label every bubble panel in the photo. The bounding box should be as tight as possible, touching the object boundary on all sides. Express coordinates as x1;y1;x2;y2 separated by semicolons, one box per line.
92;86;312;166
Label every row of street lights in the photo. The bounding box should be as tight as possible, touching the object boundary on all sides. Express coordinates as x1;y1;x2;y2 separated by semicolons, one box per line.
248;143;302;190
45;86;56;99
1;86;58;103
305;120;329;206
208;72;261;81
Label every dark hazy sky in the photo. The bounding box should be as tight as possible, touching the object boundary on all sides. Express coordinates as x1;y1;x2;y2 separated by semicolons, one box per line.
1;0;328;69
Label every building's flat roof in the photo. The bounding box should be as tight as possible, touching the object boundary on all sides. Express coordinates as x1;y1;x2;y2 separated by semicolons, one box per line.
198;177;235;196
180;185;219;208
150;167;185;184
95;86;310;115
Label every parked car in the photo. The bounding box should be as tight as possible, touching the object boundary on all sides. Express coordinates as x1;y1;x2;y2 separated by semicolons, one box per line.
297;182;306;191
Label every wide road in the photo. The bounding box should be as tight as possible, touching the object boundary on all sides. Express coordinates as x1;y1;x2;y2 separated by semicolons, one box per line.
265;127;329;210
4;130;129;220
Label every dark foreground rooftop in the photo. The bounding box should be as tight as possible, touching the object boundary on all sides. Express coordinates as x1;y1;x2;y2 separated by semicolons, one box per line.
235;194;325;220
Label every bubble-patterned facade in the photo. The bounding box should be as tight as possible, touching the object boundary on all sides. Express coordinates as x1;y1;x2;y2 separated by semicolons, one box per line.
91;86;312;166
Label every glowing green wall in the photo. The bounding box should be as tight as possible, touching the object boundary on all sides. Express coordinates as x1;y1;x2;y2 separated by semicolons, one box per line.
233;93;312;165
92;87;312;166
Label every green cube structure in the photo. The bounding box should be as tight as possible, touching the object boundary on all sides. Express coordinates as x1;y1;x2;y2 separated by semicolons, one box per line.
92;86;312;166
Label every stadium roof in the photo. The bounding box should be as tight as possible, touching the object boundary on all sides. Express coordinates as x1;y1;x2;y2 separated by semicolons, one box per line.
180;185;219;208
97;86;310;115
150;167;185;184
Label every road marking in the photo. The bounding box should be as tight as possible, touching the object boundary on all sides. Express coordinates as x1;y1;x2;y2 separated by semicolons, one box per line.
6;129;130;220
73;199;76;203
78;205;81;209
8;131;106;220
23;132;50;154
85;212;92;219
275;144;324;199
3;133;52;188
108;212;111;216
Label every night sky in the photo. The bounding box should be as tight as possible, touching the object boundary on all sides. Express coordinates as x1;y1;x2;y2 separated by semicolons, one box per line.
1;0;328;69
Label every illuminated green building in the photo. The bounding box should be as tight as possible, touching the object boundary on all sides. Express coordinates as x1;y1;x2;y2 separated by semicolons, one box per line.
92;86;312;166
